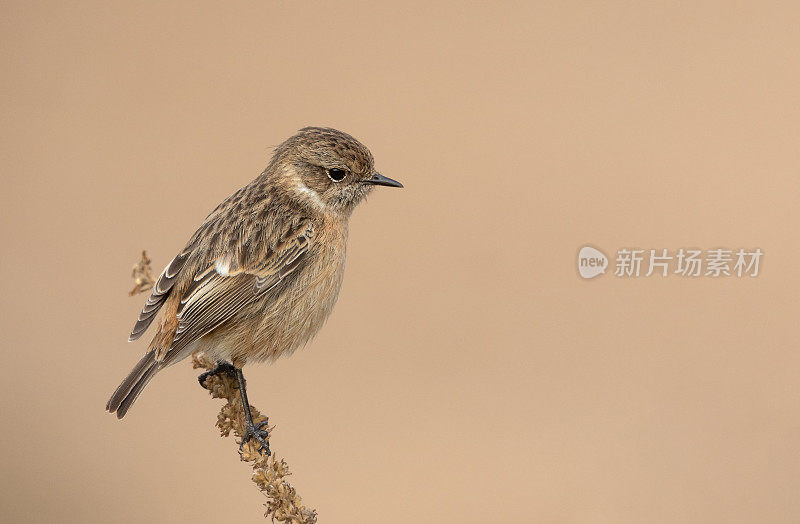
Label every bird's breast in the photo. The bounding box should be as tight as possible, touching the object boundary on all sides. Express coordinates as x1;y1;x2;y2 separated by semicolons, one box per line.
241;225;348;363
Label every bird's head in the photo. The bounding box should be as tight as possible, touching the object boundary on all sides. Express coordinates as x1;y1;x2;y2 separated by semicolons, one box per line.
269;127;402;215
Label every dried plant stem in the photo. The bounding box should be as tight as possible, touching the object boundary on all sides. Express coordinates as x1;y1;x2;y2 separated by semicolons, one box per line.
130;251;317;523
129;250;156;296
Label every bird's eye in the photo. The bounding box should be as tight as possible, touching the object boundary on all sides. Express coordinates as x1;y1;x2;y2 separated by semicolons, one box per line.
327;168;347;182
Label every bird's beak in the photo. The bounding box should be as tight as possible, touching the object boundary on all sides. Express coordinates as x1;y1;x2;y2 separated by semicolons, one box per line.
364;172;403;188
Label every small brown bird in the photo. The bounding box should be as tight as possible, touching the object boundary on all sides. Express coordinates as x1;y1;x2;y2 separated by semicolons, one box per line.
107;127;402;452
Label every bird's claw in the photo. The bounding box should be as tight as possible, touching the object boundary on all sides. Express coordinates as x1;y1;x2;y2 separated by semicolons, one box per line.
240;419;271;456
197;361;237;389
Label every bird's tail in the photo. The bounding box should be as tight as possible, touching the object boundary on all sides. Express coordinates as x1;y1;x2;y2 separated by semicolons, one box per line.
106;350;161;419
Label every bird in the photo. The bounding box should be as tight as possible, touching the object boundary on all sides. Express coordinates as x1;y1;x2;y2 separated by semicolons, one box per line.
106;127;402;453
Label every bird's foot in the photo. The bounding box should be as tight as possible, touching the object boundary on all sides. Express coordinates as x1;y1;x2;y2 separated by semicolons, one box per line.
197;361;237;389
240;418;271;456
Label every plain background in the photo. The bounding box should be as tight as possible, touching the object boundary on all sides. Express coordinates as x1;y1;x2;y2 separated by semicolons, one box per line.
2;1;799;522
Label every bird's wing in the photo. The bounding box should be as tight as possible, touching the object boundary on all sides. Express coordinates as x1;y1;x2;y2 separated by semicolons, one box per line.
168;221;315;354
129;249;192;341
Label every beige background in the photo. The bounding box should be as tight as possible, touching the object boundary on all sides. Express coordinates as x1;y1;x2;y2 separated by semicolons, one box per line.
2;1;799;522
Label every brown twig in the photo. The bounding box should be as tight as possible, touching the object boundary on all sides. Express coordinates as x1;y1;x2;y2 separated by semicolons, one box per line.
129;250;156;296
130;252;317;523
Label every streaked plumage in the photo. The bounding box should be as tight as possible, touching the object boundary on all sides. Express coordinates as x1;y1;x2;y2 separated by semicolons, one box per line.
107;127;402;419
